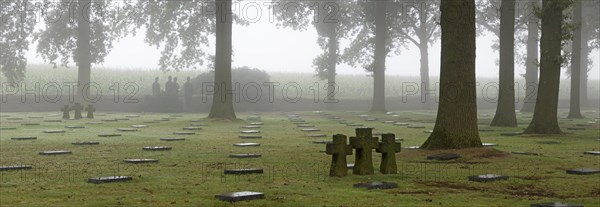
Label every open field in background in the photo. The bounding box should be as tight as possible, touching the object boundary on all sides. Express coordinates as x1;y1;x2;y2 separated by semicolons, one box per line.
1;65;598;100
0;110;599;206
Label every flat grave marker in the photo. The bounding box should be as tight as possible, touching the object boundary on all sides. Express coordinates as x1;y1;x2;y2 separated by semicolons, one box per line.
224;168;263;175
301;128;320;132
500;132;522;136
393;123;409;126
233;143;260;147
0;127;17;130
142;146;172;151
131;125;148;128
241;125;261;129
353;182;398;190
482;143;498;147
98;133;122;137
43;130;65;134
511;151;542;156
65;125;85;129
182;127;201;130
21;123;40;126
566;168;600;175
0;165;32;171
72;141;100;145
123;159;158;164
43;119;62;123
306;134;327;137
468;174;509;182
229;154;262;158
117;128;138;132
174;132;195;135
11;136;37;140
87;176;132;184
239;135;262;139
249;122;263;125
160;138;186;141
537;140;561;144
215;191;265;202
407;125;426;129
583;151;600;155
39;150;72;155
240;130;260;134
530;202;583;207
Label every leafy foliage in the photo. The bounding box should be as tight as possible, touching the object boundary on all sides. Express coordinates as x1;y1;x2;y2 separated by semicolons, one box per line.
0;0;37;82
34;0;125;68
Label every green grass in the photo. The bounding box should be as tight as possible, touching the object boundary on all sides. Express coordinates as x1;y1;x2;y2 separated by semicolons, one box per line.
0;110;599;206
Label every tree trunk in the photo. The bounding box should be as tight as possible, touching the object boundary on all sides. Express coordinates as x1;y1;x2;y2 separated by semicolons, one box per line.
521;21;539;113
421;0;481;149
370;0;387;113
326;23;338;110
491;0;517;127
208;0;237;120
567;0;583;119
524;0;566;135
77;0;91;102
579;23;589;107
419;39;431;109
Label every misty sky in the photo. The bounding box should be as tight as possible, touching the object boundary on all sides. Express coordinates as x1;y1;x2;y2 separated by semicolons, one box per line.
24;5;600;80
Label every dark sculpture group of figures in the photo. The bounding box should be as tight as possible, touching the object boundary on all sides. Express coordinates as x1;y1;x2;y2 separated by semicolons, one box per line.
148;76;193;112
61;103;95;119
326;128;401;177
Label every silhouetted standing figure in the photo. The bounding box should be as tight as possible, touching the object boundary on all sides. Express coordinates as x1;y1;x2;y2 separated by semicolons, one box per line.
173;77;180;96
165;76;173;96
184;77;193;108
152;77;161;96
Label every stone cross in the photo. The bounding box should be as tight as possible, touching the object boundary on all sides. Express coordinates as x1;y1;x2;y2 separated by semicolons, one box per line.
349;128;378;175
61;105;71;119
376;133;401;174
85;105;96;119
326;134;352;177
72;103;83;119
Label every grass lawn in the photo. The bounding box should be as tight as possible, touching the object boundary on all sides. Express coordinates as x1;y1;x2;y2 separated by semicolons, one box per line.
0;110;599;206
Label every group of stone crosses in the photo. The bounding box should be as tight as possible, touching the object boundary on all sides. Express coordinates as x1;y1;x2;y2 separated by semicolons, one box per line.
61;103;95;119
326;127;401;177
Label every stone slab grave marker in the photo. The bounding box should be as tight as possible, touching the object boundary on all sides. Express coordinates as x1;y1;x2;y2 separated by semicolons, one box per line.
39;150;72;155
6;117;23;120
160;138;186;141
85;105;95;118
427;153;461;161
11;136;37;140
174;132;195;135
394;122;409;126
215;191;265;202
124;159;158;164
350;128;378;175
117;128;138;132
87;176;132;184
403;146;420;149
478;129;495;132
249;122;263;125
102;119;118;122
326;134;352;177
347;123;364;127
501;132;522;136
143;121;159;124
44;119;62;123
313;140;332;144
376;134;401;174
242;125;261;129
468;174;509;182
530;202;583;207
72;103;83;119
98;133;122;137
512;151;542;156
115;118;130;121
143;146;172;151
43;129;66;134
240;130;260;134
301;128;320;132
0;165;32;171
423;130;433;133
407;125;426;129
21;123;40;126
126;115;140;118
61;105;71;119
306;134;327;137
229;154;261;158
482;143;498;147
353;182;398;190
566;168;600;175
182;127;201;130
0;127;17;130
233;143;260;147
296;124;314;128
72;141;100;145
224;168;263;175
382;121;395;124
584;151;600;155
65;125;85;129
239;135;262;139
131;125;148;128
